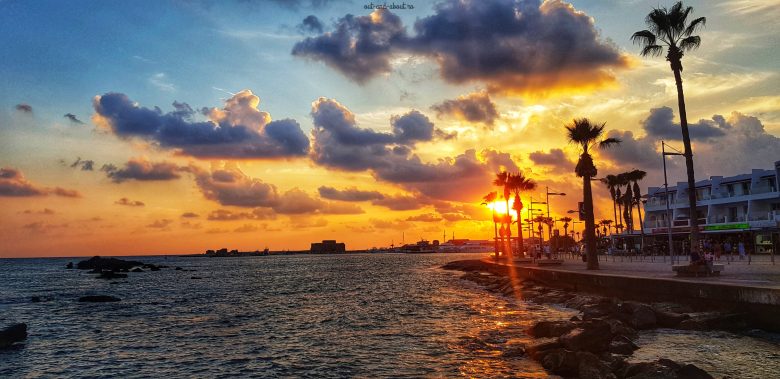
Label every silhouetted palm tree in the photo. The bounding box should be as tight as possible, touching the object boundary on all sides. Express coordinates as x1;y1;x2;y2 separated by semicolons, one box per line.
482;191;499;256
508;172;536;256
627;169;647;248
560;216;573;238
632;1;706;252
493;171;512;257
601;175;620;231
566;118;621;270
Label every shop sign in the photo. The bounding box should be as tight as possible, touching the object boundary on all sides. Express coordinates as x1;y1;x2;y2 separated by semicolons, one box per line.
704;223;749;231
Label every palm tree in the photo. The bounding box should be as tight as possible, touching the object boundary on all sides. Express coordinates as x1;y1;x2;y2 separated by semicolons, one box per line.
622;180;634;232
566;118;621;270
601;175;621;233
627;169;647;248
560;217;573;238
482;192;499;257
616;172;630;231
599;219;614;237
508;172;536;257
632;1;706;253
493;171;512;257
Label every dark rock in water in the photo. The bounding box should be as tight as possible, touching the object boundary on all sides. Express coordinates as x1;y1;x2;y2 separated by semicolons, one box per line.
0;323;28;349
97;271;127;279
30;296;41;303
582;302;618;320
501;343;526;358
191;276;203;280
618;301;657;330
541;348;579;376
654;309;689;328
148;266;160;271
559;320;613;353
77;256;144;271
66;262;74;269
621;358;713;379
78;295;121;302
529;320;577;338
526;339;563;360
603;318;638;340
608;335;639;355
130;267;144;272
677;364;714;379
576;351;615;379
175;266;183;270
678;318;707;331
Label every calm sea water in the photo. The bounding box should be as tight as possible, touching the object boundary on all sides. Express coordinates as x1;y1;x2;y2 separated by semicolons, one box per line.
1;253;778;378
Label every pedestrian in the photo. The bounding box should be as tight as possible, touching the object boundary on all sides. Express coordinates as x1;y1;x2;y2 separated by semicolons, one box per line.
738;239;746;260
714;240;722;261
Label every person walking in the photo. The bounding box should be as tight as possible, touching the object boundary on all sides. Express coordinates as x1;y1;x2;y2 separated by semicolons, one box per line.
738;239;746;260
714;240;722;261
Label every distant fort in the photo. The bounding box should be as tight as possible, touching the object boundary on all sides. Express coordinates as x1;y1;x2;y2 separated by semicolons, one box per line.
310;240;346;254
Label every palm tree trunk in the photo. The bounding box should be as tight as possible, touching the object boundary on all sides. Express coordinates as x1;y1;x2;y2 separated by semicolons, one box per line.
617;200;623;231
672;64;700;253
584;174;598;269
492;210;499;257
637;199;645;250
612;198;618;235
505;197;512;256
516;216;524;257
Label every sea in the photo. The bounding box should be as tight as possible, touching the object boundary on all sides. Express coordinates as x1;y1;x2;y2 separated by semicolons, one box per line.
1;253;779;378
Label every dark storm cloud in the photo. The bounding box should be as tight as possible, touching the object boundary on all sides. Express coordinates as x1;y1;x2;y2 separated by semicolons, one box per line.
15;104;32;113
309;97;518;201
0;167;47;196
291;9;408;83
431;92;498;125
529;148;575;171
92;91;309;159
391;110;435;144
642;107;727;141
102;158;182;183
318;186;385;201
115;197;145;207
599;130;660;168
0;167;81;198
190;165;280;208
70;157;94;171
64;113;84;124
292;0;628;92
298;15;324;33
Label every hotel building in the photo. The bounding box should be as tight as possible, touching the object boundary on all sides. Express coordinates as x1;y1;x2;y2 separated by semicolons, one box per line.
642;160;780;254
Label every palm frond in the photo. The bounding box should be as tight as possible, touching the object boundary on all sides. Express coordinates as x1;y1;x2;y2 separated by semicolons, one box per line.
631;30;656;46
683;16;706;37
679;35;701;52
599;137;621;149
641;45;664;57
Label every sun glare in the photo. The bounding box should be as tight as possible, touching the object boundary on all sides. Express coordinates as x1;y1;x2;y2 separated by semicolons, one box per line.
487;198;518;219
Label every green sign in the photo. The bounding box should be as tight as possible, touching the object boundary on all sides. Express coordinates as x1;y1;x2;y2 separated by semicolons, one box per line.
704;223;749;231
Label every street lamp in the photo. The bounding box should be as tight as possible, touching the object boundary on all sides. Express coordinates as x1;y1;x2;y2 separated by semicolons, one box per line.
546;187;566;240
663;141;685;265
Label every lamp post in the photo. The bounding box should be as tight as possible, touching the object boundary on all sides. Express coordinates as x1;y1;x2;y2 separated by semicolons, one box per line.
546;187;566;240
663;141;685;265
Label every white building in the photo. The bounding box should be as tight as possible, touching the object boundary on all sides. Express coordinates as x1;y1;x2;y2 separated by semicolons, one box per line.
643;160;780;253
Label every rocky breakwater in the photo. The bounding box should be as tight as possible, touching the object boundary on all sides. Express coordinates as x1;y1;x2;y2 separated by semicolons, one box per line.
73;256;168;279
0;324;27;349
444;260;721;379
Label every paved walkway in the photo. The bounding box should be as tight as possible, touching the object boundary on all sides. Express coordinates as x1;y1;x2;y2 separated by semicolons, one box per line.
508;255;780;290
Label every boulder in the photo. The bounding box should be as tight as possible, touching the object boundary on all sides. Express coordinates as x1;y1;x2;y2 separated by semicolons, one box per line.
77;256;144;271
678;318;707;331
526;339;563;360
97;271;127;279
540;348;579;376
603;318;638;340
66;262;74;269
175;266;183;271
608;335;639;355
0;323;27;349
130;267;144;273
677;364;714;379
528;320;577;338
576;351;616;379
619;301;657;330
78;295;121;302
654;310;689;328
30;296;41;303
559;320;613;353
501;343;526;358
582;302;619;320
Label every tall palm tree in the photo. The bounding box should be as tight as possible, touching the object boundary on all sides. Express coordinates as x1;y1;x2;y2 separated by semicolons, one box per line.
566;118;621;270
601;175;620;233
615;172;630;231
622;181;634;232
627;169;648;248
493;172;512;257
560;217;573;238
508;172;537;257
632;1;706;253
482;192;499;257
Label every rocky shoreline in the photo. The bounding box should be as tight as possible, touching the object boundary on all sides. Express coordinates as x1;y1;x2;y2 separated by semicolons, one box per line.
442;259;745;379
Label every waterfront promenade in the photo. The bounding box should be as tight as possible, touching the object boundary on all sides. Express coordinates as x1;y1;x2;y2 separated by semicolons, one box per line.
517;254;780;290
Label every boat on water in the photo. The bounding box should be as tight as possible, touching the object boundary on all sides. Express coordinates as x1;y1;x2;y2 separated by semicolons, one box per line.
399;239;438;253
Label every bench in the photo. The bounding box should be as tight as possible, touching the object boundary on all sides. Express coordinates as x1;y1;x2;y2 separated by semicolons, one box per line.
672;263;724;277
536;259;564;266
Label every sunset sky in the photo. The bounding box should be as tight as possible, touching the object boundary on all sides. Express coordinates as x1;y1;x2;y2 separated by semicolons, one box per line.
1;0;778;257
